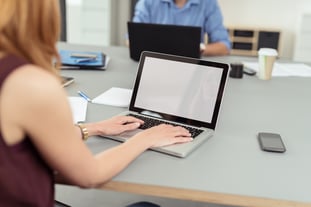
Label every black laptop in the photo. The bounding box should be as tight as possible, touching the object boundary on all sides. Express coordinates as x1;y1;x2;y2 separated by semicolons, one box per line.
128;22;201;61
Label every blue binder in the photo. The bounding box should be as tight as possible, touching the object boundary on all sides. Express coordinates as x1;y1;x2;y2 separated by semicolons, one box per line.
59;50;106;68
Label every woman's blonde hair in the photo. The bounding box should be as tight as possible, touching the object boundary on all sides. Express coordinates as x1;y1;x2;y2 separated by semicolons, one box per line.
0;0;61;74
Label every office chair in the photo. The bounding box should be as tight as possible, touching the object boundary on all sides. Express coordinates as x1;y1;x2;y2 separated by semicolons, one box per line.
59;0;67;41
55;200;71;207
126;201;160;207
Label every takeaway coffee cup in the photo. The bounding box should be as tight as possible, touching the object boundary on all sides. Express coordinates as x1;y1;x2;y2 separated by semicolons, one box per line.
257;48;278;80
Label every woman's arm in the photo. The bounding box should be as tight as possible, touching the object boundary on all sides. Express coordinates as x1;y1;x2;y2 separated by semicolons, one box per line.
13;65;192;188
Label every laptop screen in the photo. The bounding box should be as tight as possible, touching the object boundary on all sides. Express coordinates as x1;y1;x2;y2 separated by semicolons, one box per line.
129;52;229;129
128;22;201;61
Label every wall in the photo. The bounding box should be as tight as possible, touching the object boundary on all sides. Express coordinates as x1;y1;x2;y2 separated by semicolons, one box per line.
67;0;131;47
67;0;111;46
218;0;311;58
110;0;131;46
294;14;311;62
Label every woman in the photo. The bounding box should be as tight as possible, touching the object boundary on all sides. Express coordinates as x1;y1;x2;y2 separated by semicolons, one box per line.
0;1;192;206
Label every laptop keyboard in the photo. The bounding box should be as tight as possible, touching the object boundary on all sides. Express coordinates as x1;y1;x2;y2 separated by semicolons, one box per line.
128;114;203;138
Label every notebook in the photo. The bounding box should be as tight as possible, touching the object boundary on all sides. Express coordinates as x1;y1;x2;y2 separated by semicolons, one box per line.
128;22;201;61
103;51;229;158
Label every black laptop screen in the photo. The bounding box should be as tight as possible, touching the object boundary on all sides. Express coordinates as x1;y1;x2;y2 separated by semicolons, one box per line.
128;22;201;61
129;52;228;129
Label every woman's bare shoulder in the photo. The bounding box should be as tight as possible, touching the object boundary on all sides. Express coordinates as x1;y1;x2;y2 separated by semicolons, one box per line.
12;64;60;89
3;64;63;105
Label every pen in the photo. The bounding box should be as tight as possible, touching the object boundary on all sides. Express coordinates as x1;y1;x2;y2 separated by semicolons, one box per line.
71;53;97;59
75;57;97;63
77;91;92;102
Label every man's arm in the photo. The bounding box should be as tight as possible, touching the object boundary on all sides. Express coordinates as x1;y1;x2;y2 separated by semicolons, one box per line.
202;42;230;56
203;0;231;56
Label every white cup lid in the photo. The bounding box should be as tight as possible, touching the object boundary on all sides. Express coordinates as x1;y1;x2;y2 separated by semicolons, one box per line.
258;48;278;56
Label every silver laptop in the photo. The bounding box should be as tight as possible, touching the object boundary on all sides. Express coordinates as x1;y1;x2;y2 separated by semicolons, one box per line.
104;51;229;158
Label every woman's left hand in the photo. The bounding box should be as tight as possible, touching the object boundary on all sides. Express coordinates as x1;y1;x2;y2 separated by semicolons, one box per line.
90;116;144;136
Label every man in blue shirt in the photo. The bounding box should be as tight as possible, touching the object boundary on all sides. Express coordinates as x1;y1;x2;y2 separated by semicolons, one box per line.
133;0;231;56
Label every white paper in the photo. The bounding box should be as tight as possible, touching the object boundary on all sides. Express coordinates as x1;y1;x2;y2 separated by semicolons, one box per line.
68;97;88;123
274;63;311;76
242;62;311;77
92;87;132;107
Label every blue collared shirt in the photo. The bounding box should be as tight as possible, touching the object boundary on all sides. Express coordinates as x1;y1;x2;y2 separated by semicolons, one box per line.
133;0;231;50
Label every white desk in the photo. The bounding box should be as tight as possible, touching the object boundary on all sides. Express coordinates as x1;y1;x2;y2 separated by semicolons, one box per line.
57;42;311;207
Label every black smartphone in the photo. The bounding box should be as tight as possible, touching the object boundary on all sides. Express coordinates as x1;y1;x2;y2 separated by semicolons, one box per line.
258;132;286;153
243;67;256;76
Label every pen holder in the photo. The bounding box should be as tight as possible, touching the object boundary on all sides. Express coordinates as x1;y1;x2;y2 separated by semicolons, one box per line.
229;63;244;79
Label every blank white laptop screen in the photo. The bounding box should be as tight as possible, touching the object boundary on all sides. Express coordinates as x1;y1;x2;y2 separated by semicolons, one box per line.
134;57;223;123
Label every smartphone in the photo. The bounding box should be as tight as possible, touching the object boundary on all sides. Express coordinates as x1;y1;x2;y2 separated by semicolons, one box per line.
258;132;286;153
243;67;256;76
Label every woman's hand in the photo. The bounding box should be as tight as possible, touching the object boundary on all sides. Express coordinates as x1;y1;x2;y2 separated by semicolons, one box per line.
133;124;193;148
85;116;192;148
87;116;144;136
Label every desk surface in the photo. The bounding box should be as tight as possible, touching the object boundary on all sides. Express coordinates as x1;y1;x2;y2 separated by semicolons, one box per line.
58;42;311;207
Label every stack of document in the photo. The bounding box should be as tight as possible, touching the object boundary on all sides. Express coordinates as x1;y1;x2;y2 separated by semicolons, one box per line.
59;50;110;70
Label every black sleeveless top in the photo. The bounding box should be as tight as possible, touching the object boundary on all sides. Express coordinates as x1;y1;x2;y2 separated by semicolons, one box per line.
0;55;54;207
